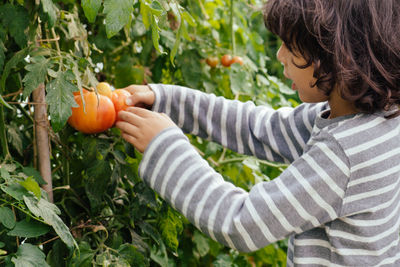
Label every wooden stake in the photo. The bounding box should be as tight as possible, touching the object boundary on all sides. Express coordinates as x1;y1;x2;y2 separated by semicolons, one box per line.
33;83;53;202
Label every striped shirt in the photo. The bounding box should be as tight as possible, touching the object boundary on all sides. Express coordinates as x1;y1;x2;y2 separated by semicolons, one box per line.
139;84;400;266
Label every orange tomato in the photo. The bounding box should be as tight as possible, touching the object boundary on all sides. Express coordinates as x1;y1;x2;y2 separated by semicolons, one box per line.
73;88;89;96
206;57;219;68
96;82;113;98
111;89;131;115
68;92;116;134
231;56;244;66
221;54;233;67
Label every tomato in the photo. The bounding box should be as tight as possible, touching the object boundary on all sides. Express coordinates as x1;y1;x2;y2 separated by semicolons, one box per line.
206;56;219;68
68;92;116;134
96;82;113;98
231;56;244;66
73;88;89;96
111;89;131;115
221;54;232;67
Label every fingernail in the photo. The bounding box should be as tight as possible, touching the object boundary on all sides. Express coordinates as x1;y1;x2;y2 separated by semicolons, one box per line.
125;98;132;105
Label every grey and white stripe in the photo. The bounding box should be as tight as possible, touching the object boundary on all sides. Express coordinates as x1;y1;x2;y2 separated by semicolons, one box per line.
139;84;400;266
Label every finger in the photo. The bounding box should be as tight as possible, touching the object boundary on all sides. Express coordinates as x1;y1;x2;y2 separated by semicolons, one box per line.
122;85;150;94
121;132;140;149
125;91;155;107
125;106;154;117
115;121;140;138
118;110;144;125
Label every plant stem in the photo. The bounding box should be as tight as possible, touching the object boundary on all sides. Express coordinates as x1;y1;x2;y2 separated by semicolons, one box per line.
0;105;10;160
230;0;236;55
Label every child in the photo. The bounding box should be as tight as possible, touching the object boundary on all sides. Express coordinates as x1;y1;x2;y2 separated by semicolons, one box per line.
116;0;400;265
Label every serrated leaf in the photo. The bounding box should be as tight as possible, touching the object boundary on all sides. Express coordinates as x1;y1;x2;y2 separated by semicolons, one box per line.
1;183;29;201
19;176;41;199
46;71;79;132
1;46;30;95
193;231;210;257
182;11;196;27
24;196;77;249
7;122;23;156
22;56;52;98
0;4;29;48
117;244;148;266
8;220;50;238
85;160;112;211
23;167;46;185
82;0;102;23
151;16;164;54
41;0;58;28
0;207;16;229
158;207;183;253
11;243;49;267
103;0;133;38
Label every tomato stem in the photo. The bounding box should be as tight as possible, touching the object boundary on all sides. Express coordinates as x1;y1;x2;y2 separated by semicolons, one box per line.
0;105;10;160
230;0;236;55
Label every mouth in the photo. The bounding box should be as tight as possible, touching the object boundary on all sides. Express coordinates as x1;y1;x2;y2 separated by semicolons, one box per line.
291;82;297;90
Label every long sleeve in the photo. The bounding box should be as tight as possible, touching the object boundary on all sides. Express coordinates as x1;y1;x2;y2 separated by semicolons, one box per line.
138;126;350;252
149;84;326;164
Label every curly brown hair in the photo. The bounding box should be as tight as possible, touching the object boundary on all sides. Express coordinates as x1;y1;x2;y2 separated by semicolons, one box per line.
263;0;400;117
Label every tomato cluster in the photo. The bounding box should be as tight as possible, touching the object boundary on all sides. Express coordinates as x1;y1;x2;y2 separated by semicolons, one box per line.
68;82;130;134
206;54;244;68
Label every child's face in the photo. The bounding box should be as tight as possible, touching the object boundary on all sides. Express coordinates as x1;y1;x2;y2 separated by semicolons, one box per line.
277;43;328;103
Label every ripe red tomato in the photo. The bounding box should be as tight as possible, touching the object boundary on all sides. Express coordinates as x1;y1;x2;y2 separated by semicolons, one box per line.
221;54;233;67
206;57;219;68
68;92;116;134
111;89;131;115
231;56;244;66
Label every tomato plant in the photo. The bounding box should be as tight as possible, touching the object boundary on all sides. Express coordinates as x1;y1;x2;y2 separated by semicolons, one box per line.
68;92;116;134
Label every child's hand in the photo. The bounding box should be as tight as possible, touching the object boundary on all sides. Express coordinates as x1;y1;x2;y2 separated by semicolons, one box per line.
116;107;177;153
120;85;155;109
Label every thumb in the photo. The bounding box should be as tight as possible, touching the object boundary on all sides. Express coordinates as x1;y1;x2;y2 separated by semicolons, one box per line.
125;91;154;108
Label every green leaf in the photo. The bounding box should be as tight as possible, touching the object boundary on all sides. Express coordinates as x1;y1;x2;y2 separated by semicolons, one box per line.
23;196;77;249
22;56;53;98
81;0;102;23
158;207;183;253
213;254;233;267
85;160;112;211
1;46;30;94
151;15;164;54
117;244;148;266
103;0;134;38
193;231;210;257
19;176;41;199
11;243;49;267
7;220;50;238
1;183;29;201
0;207;16;229
182;11;196;27
7;122;23;156
46;70;79;132
0;4;29;48
40;0;58;28
23;167;46;185
170;25;182;66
